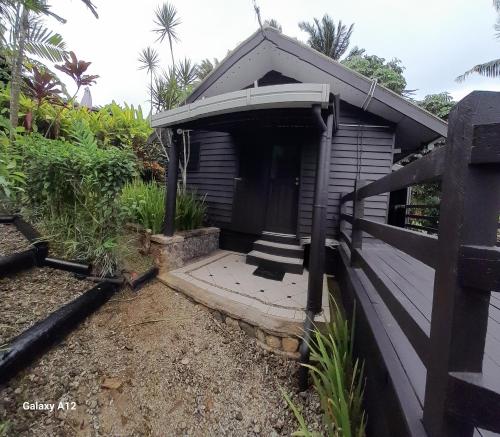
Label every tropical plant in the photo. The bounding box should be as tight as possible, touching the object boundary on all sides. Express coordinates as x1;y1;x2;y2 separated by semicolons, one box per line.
138;46;160;115
418;92;455;120
0;116;25;204
153;2;181;66
177;57;198;88
175;189;206;231
264;18;282;32
197;58;218;81
299;15;354;60
457;1;500;81
20;133;137;275
284;300;366;437
24;66;62;106
120;179;165;234
342;50;409;96
54;51;98;95
1;0;98;129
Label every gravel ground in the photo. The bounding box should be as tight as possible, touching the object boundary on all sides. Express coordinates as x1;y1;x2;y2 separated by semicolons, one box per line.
0;223;32;257
0;281;323;436
0;268;91;345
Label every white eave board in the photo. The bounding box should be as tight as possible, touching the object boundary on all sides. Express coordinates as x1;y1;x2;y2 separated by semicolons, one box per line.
151;83;330;128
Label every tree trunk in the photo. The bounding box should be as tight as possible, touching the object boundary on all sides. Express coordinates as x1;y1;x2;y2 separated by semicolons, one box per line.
10;6;29;130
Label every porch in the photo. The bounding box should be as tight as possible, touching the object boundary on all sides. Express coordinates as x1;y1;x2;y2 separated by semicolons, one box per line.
157;250;331;357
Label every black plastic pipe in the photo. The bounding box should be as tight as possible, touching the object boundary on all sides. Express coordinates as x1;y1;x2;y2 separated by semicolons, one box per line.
298;310;316;390
163;131;179;236
130;266;158;291
0;215;15;223
307;104;335;313
43;257;91;275
0;282;117;384
0;249;36;276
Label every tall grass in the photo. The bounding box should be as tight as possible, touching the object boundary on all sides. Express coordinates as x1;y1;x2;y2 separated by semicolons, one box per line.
284;300;366;437
120;180;207;234
120;180;165;234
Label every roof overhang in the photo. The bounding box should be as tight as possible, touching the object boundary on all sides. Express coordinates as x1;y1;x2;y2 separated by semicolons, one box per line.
151;83;330;129
180;27;447;152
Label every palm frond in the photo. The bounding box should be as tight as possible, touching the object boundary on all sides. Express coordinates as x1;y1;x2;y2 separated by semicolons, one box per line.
138;46;160;74
456;58;500;82
24;24;67;62
494;0;500;12
153;2;181;43
176;57;198;87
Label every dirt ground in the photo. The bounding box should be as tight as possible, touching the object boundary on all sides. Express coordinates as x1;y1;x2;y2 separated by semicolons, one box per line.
0;223;32;257
0;281;323;436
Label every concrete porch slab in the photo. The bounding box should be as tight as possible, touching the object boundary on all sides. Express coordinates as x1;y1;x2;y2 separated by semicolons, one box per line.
157;250;330;339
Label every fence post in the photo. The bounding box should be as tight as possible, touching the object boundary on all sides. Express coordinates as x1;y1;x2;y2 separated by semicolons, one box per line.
423;91;500;436
351;179;367;266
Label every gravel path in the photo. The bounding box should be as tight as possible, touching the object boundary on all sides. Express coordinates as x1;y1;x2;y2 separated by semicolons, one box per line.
0;268;91;345
0;223;32;257
0;281;323;436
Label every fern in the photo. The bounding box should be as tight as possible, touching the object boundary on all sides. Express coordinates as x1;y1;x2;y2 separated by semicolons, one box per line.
70;119;98;148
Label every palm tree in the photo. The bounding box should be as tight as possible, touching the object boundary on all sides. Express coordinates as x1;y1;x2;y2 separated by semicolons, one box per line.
153;3;181;66
1;0;98;128
298;14;354;61
197;58;219;81
457;1;500;81
138;46;160;115
176;58;198;88
264;18;282;32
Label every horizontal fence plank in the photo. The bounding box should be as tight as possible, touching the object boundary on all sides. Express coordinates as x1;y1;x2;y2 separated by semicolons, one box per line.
357;146;447;200
471;123;500;164
356;218;439;268
339;230;352;249
354;248;430;366
340;213;354;224
458;245;500;291
447;372;500;433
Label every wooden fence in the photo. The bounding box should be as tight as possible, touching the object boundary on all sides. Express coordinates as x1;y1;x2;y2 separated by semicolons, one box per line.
338;91;500;436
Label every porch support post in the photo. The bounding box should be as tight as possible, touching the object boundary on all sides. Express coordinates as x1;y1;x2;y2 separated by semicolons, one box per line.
306;103;335;313
163;129;179;236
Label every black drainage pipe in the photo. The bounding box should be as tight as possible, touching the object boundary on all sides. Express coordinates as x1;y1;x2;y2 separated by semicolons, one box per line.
12;216;48;264
43;257;91;275
0;215;15;223
0;282;117;384
0;249;37;276
298;310;316;391
129;266;159;291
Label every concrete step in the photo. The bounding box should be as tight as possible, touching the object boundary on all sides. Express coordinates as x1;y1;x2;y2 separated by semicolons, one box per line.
253;239;304;258
246;250;304;275
261;231;298;245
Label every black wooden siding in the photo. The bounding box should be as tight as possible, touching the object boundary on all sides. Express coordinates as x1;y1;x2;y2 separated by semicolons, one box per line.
186;102;394;240
298;102;395;239
186;130;237;226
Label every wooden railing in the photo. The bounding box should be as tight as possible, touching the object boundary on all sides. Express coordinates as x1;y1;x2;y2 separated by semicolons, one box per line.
338;91;500;437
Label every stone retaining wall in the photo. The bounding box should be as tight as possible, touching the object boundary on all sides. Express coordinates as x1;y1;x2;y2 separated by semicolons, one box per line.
151;227;220;272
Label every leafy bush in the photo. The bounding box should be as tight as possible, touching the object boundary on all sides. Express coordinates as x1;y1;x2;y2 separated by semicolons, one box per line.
284;300;366;437
0;117;25;208
120;179;165;234
20;135;137;275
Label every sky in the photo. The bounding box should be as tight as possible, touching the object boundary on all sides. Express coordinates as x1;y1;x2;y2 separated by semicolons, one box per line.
48;0;500;110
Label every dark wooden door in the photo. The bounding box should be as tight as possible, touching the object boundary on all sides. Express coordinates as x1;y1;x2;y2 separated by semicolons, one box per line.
231;140;271;234
264;143;300;234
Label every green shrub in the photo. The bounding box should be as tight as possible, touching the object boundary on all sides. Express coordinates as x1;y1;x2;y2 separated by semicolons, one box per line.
284;300;366;437
0;117;25;209
20;135;137;275
120;179;165;234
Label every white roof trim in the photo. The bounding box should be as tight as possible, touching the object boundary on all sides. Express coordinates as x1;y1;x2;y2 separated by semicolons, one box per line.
151;83;330;128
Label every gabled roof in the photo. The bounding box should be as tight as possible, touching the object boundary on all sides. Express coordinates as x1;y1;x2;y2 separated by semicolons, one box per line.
186;26;447;151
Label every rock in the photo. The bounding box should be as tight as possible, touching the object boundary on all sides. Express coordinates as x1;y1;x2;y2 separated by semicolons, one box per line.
253;424;261;433
255;329;266;343
14;388;22;395
265;335;281;349
282;337;299;353
225;317;240;330
235;410;243;421
181;357;190;365
238;321;255;338
101;377;122;390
